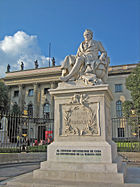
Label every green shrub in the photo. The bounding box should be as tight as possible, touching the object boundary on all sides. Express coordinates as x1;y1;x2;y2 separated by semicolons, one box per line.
116;141;140;152
0;145;47;153
0;147;20;153
26;145;47;152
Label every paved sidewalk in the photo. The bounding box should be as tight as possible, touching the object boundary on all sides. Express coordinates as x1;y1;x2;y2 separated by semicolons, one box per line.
0;152;46;164
0;162;40;185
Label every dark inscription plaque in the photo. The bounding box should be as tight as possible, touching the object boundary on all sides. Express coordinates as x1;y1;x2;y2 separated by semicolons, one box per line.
56;149;101;156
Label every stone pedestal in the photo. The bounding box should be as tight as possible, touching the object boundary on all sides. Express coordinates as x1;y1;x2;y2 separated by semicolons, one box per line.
33;80;126;184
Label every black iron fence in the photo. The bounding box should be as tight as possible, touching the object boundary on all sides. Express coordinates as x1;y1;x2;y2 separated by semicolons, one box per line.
0;113;140;152
0;113;54;152
112;116;140;152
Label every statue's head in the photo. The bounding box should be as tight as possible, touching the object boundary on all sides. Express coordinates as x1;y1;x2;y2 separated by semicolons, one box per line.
83;29;93;41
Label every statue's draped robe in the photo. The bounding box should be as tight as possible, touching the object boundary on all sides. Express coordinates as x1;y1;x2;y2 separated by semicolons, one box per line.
61;39;106;71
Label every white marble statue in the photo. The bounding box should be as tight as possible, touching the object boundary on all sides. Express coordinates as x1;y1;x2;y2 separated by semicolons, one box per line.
60;29;110;85
0;117;8;143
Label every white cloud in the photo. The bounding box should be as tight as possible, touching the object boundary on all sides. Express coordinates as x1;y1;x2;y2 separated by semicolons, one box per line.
0;31;51;78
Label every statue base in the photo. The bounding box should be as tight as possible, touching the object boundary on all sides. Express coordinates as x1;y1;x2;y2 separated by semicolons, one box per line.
33;81;126;184
33;142;126;184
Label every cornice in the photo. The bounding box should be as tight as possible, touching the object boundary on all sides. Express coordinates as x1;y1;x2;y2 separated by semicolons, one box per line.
4;63;137;86
5;66;61;79
4;75;61;86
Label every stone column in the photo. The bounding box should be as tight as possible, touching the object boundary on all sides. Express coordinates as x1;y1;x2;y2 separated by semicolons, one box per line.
8;86;12;111
37;84;41;118
50;82;56;119
18;84;23;113
33;83;38;118
22;85;26;113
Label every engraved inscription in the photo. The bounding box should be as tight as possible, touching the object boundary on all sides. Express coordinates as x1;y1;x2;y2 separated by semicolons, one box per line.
56;149;101;157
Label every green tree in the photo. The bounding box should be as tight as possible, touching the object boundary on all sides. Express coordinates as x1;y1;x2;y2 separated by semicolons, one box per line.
124;63;140;116
122;100;134;117
11;102;21;115
0;80;9;112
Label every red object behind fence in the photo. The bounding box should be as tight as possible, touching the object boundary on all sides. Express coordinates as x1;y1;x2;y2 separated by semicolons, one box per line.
45;131;53;139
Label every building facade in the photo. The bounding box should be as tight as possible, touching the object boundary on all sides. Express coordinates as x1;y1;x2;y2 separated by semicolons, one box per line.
108;64;137;118
3;63;137;140
4;66;61;118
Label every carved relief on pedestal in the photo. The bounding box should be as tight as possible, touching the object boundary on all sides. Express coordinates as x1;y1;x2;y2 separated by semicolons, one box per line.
61;94;100;136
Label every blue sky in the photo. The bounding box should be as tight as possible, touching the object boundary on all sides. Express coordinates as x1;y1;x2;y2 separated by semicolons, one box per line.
0;0;139;77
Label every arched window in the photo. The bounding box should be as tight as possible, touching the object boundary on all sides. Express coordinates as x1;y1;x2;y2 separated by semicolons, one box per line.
43;103;50;119
28;103;33;117
116;100;122;117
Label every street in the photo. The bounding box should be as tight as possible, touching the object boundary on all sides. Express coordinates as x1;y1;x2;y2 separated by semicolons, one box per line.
0;162;40;185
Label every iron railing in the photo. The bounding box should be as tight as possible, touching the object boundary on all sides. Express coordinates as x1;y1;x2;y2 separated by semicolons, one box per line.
112;116;140;152
0;113;54;152
0;113;140;152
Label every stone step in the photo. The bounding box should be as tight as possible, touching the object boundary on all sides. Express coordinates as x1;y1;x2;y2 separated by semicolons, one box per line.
6;172;140;187
33;169;124;184
40;161;118;173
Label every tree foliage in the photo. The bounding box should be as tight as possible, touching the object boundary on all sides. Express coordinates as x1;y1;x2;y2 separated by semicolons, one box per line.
124;63;140;116
0;80;9;112
11;102;21;115
122;101;134;117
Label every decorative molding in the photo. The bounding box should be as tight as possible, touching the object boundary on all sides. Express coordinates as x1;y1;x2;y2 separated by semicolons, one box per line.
62;94;100;136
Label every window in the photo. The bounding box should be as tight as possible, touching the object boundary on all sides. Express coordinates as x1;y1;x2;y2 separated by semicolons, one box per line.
28;89;34;96
118;128;124;137
44;88;49;95
14;90;19;97
116;100;122;117
115;84;122;92
43;103;50;119
28;104;33;117
38;126;46;140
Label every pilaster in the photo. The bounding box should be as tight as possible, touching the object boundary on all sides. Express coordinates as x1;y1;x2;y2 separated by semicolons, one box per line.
50;82;56;119
33;83;38;118
18;84;23;112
